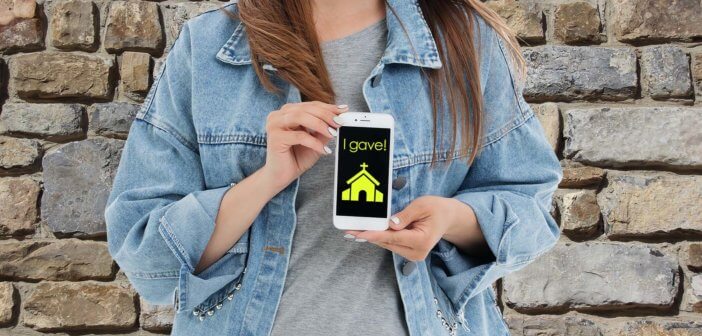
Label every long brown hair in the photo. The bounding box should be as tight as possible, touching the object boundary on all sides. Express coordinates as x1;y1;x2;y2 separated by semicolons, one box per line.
223;0;525;167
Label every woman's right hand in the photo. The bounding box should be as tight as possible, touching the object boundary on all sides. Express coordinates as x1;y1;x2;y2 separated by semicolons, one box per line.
261;101;348;190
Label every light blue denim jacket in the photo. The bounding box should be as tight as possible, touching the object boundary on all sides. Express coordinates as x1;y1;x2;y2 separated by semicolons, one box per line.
104;1;562;335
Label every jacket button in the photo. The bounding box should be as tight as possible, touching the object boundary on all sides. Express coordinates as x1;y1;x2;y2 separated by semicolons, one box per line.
392;176;407;190
401;260;416;275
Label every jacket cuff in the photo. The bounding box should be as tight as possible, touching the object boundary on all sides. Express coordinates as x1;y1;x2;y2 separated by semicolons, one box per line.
431;191;557;315
452;191;513;261
157;184;233;272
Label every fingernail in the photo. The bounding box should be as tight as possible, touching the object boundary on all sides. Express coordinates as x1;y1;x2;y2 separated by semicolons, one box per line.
390;216;400;226
343;233;355;240
354;238;367;242
333;116;344;126
327;126;337;137
324;145;332;154
337;104;348;109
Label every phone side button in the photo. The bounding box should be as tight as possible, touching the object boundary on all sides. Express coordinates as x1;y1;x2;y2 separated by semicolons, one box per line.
392;176;407;190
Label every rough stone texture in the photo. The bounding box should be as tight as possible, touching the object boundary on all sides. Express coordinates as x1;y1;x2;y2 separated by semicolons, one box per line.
682;243;702;272
89;102;139;138
0;103;85;141
616;319;702;335
503;242;679;312
0;136;42;173
523;46;637;102
555;189;600;238
120;52;151;97
41;138;124;236
0;239;114;281
505;313;603;336
694;53;702;102
139;299;173;332
486;0;544;44
559;164;606;188
563;107;702;169
683;274;702;313
0;177;40;236
10;52;114;100
22;281;137;331
104;1;163;54
598;171;702;238
0;283;16;325
694;53;702;81
612;0;702;43
531;103;559;151
50;0;97;51
161;2;220;54
0;18;43;54
0;0;37;25
640;46;693;99
553;2;603;45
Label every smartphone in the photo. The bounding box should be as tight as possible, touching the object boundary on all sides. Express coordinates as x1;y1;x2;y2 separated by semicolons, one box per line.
332;112;394;231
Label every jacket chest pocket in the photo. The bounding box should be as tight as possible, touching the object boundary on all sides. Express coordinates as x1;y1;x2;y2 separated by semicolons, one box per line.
198;135;268;188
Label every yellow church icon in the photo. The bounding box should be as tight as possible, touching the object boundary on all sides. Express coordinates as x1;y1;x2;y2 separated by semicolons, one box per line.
341;162;384;202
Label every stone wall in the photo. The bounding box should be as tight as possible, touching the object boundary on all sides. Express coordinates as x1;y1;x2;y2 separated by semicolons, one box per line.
0;0;699;334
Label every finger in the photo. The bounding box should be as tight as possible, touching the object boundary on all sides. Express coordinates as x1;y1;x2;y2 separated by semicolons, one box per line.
277;130;329;155
373;241;425;261
299;101;349;115
278;111;336;140
286;103;346;129
388;200;430;230
346;229;421;248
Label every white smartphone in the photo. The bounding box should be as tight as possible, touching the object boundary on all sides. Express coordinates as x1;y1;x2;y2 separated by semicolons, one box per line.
332;112;394;231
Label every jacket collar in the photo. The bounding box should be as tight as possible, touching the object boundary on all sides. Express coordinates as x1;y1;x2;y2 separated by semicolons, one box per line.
215;0;442;69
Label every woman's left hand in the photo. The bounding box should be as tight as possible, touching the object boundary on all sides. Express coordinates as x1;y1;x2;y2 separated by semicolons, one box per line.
344;195;483;261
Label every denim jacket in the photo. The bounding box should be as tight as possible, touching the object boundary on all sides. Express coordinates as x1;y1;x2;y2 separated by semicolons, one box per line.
104;1;562;335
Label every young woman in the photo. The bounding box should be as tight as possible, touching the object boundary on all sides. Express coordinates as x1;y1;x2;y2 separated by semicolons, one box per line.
105;0;562;335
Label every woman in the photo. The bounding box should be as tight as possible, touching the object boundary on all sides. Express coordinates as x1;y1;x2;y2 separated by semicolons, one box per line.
105;0;562;335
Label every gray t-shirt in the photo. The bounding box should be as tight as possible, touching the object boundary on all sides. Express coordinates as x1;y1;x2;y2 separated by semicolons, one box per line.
269;18;409;336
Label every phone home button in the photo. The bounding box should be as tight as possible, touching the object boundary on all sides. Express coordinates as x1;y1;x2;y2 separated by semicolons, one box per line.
392;176;407;190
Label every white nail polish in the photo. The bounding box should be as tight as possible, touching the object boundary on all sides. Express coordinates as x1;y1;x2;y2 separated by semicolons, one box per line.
354;238;367;242
333;116;344;125
390;216;401;225
337;104;348;109
328;126;337;136
343;233;355;239
324;145;332;154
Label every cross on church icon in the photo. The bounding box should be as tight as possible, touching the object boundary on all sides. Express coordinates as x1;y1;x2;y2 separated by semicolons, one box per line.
341;162;384;202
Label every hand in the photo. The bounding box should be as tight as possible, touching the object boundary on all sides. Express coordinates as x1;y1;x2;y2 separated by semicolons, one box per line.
262;101;348;189
344;195;482;261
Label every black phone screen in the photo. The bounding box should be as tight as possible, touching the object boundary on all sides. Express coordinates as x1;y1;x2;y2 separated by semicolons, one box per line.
335;125;391;218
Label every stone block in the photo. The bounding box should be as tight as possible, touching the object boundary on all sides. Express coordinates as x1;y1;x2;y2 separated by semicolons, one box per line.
41;138;124;236
523;46;636;102
563;107;702;169
503;242;679;312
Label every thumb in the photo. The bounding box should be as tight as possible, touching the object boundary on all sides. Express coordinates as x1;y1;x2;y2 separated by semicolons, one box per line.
388;199;427;230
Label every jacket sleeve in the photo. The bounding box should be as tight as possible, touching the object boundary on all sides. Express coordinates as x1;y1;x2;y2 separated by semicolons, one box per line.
104;21;249;313
428;22;562;317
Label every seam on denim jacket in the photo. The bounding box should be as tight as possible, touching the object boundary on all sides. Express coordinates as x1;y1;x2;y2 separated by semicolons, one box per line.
477;30;533;150
136;117;199;153
158;215;195;272
126;269;180;279
135;56;167;121
135;20;199;153
494;32;527;119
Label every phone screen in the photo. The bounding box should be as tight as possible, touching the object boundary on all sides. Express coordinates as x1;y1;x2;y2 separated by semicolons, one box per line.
335;125;391;218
